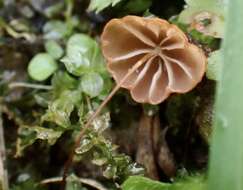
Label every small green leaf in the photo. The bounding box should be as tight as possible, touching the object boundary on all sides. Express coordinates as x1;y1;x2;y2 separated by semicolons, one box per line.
171;175;207;190
92;112;110;133
189;29;216;46
44;40;64;59
88;0;123;13
11;179;45;190
123;0;152;14
51;71;79;98
81;72;104;98
75;112;110;154
61;34;94;75
122;176;170;190
43;20;71;40
65;175;87;190
206;50;222;81
35;127;62;144
42;90;82;127
16;126;62;156
75;137;94;154
28;53;58;81
62;33;106;76
43;2;64;18
98;75;113;100
34;92;51;107
122;175;207;190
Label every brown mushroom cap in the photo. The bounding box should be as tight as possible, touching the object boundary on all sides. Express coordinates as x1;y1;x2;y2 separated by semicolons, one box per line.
101;15;207;105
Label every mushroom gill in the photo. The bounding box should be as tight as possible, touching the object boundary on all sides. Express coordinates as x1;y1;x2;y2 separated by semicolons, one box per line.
101;15;207;105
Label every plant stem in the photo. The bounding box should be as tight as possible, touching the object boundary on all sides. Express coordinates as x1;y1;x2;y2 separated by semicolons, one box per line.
40;176;107;190
208;1;243;189
9;82;53;90
0;18;34;42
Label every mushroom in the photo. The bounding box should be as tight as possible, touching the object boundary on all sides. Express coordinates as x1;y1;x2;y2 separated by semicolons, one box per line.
101;15;206;104
62;16;207;180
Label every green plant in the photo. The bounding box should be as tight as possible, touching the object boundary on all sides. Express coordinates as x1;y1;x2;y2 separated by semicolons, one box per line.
1;0;237;190
208;0;243;190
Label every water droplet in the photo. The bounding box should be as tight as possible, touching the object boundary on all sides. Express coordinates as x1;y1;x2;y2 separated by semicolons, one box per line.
17;173;30;182
129;163;145;175
38;131;49;139
103;164;117;179
92;112;110;132
75;138;93;154
92;157;108;166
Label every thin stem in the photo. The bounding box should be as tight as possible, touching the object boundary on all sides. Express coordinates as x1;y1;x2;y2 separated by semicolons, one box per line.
0;18;34;42
9;82;53;90
61;54;152;188
40;176;108;190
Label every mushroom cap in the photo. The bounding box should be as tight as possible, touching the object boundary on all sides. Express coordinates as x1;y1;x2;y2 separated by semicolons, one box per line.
101;15;207;105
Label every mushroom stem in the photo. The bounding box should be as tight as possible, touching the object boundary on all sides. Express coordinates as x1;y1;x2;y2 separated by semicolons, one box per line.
61;54;152;188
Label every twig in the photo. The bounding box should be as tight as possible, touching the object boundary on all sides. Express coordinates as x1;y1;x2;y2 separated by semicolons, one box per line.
0;18;35;42
0;106;9;190
40;176;108;190
61;54;153;188
9;82;53;90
